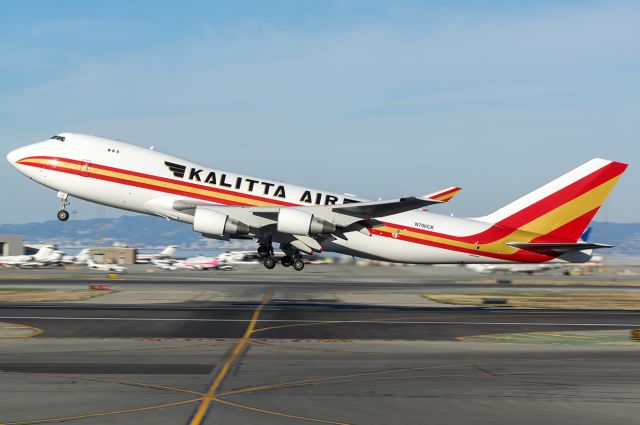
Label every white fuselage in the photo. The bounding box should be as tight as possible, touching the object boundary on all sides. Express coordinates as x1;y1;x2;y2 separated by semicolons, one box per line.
6;133;594;265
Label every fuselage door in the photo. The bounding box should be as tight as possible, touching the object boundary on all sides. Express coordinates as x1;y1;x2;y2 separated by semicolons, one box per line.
79;160;92;177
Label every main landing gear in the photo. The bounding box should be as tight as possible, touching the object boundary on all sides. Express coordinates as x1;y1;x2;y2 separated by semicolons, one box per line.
280;255;304;271
258;242;276;269
280;244;305;271
258;243;305;271
57;191;70;221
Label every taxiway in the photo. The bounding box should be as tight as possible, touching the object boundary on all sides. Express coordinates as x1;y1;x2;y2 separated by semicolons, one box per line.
1;267;639;424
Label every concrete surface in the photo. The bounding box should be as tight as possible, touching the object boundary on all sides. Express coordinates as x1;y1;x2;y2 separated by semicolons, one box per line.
1;266;640;424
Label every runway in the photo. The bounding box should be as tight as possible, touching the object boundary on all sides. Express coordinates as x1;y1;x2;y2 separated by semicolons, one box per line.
1;303;640;340
1;273;640;424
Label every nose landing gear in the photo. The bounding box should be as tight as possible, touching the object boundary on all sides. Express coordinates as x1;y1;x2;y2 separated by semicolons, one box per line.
57;191;70;221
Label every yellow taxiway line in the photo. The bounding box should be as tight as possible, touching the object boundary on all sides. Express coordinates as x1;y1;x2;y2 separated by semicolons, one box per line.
188;292;272;425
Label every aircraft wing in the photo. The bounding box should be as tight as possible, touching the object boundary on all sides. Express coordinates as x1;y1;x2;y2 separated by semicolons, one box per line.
170;186;460;228
149;186;461;253
330;186;461;219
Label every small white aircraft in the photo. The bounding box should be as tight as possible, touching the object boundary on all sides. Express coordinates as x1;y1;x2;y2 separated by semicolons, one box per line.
217;251;262;265
466;263;566;275
0;245;60;268
7;133;627;271
86;258;127;273
135;245;177;264
60;248;92;265
153;255;232;271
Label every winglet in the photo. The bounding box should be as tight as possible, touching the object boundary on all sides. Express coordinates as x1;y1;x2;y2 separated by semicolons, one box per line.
425;187;462;203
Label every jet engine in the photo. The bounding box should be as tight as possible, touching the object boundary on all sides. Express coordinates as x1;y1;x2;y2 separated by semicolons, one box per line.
193;206;250;236
277;208;336;235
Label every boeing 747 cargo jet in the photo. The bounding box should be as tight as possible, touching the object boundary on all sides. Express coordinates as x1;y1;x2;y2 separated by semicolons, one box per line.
6;133;627;271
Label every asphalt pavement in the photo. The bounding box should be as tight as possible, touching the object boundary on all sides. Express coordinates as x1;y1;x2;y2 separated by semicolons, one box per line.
1;269;640;424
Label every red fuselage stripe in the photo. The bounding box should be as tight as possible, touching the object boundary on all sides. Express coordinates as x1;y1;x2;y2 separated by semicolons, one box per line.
18;156;298;206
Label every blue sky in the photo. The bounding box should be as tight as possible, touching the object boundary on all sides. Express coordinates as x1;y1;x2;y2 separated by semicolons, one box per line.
1;0;638;223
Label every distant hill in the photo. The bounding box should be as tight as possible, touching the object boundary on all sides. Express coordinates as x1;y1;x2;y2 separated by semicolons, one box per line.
0;216;639;255
588;222;640;255
0;215;204;249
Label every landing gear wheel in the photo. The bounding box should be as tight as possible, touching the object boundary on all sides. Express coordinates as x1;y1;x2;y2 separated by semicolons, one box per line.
263;256;276;269
258;245;271;258
57;210;70;221
292;259;304;271
281;256;293;267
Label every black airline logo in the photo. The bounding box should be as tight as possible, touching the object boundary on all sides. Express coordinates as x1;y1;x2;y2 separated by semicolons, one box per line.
163;161;355;205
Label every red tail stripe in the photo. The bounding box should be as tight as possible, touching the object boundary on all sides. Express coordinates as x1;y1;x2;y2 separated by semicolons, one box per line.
495;161;627;230
380;161;626;245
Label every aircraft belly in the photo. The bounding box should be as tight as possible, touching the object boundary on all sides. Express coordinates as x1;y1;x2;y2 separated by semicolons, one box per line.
324;231;472;264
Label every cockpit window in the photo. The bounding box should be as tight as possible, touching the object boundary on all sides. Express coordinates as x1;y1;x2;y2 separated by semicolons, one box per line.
51;135;66;142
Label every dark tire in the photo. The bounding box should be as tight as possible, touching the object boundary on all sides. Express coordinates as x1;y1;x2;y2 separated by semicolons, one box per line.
281;256;293;267
57;210;69;221
258;245;270;258
292;259;304;271
263;256;276;269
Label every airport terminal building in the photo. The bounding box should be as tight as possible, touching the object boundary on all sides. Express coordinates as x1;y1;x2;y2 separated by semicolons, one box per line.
0;235;23;256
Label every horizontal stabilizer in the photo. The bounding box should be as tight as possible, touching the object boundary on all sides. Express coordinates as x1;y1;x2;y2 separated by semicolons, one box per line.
507;241;613;255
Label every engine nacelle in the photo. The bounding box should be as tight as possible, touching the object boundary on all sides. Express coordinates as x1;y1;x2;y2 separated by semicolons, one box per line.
193;207;250;236
277;208;336;235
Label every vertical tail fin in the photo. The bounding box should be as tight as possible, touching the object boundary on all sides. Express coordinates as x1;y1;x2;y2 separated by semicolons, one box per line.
160;245;177;257
34;245;56;261
479;158;627;242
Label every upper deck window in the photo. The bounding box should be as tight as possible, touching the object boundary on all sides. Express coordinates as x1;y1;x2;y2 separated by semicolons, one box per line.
51;135;65;142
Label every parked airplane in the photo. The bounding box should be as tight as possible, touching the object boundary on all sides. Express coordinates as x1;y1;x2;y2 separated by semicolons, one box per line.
0;245;60;268
217;251;262;265
60;248;92;265
466;263;566;275
135;245;177;264
86;258;127;273
153;255;232;271
7;133;627;271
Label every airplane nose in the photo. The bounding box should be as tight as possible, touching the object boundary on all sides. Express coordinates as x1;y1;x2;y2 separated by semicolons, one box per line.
6;148;22;165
